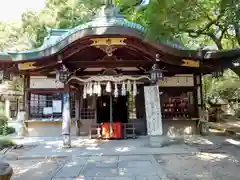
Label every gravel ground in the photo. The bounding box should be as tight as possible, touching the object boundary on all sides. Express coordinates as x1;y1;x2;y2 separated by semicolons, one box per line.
154;142;240;180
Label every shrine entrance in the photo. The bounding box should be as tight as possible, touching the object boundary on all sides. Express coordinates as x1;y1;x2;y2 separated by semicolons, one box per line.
96;95;128;124
68;74;149;139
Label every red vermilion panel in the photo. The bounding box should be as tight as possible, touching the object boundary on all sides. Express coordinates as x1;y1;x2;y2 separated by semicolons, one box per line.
102;122;122;139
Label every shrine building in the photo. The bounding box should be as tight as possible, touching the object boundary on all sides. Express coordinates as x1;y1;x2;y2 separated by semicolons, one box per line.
0;4;240;140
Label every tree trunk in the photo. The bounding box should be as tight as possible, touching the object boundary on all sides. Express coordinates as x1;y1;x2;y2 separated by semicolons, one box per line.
234;25;240;47
208;33;223;50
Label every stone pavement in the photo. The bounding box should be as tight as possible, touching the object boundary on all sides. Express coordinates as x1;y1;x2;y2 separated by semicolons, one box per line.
7;155;167;180
7;158;66;180
52;155;167;180
12;136;198;159
4;135;240;180
8;152;240;180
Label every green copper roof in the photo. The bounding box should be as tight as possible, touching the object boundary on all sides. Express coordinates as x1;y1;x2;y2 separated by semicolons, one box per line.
0;52;12;61
0;5;185;62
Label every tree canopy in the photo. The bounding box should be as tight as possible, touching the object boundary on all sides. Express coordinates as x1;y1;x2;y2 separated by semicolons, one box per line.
0;0;239;50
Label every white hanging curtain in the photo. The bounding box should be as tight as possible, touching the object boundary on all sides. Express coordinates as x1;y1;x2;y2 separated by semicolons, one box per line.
133;81;137;96
93;82;98;94
114;83;118;98
86;83;90;94
97;82;102;97
88;82;93;96
127;80;131;92
121;81;126;96
106;81;111;93
83;83;87;99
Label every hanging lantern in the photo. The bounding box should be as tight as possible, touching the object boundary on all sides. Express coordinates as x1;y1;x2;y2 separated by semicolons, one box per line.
0;70;10;81
212;69;223;78
56;65;69;83
114;83;118;98
0;70;3;81
149;63;164;83
146;54;166;84
233;58;240;67
121;81;126;96
97;82;102;97
106;81;111;93
133;81;137;96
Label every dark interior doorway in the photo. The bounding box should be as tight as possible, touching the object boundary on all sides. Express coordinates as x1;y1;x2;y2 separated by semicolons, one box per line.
96;95;128;123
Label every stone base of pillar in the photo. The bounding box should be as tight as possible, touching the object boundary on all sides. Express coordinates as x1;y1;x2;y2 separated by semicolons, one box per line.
148;135;169;148
63;134;71;148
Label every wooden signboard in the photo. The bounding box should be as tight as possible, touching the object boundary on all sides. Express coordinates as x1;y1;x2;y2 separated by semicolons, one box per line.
144;85;163;136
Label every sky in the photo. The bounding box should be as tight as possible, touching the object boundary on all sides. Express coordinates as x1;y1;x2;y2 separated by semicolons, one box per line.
0;0;46;22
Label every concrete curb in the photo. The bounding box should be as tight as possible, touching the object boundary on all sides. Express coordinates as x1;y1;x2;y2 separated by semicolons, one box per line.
13;152;201;161
17;155;68;160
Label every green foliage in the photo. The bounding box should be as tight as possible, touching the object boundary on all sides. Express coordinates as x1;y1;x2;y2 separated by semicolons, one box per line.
136;0;240;49
21;0;101;47
0;114;8;127
0;0;239;50
203;69;240;106
8;76;24;94
0;138;15;149
6;127;15;135
0;22;31;51
0;0;239;106
0;114;8;136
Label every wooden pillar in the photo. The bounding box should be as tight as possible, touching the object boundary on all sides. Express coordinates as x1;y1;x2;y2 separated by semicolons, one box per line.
75;90;81;136
193;74;200;118
62;84;71;147
23;75;30;120
199;73;204;109
4;99;10;119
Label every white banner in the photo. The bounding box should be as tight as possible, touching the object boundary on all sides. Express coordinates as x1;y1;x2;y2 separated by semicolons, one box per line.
52;100;62;113
62;93;71;135
144;85;163;136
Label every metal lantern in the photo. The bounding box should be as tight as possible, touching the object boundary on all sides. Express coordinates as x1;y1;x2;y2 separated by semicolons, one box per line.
0;70;10;81
0;70;3;81
149;63;164;83
212;70;223;78
233;59;240;67
147;54;165;83
56;65;69;83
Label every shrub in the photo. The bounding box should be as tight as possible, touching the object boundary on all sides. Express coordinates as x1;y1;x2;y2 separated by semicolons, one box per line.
0;139;15;150
6;127;15;134
0;115;8;127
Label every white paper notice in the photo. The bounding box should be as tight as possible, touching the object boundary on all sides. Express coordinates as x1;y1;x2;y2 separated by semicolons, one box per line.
52;100;62;113
43;107;53;115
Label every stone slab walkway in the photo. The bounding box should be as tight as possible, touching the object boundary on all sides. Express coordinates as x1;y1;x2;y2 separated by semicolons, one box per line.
4;135;240;180
7;158;66;180
51;155;167;180
14;137;198;159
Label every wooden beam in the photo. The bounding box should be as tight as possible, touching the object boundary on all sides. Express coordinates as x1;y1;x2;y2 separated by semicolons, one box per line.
75;70;144;76
66;60;152;68
61;40;92;60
